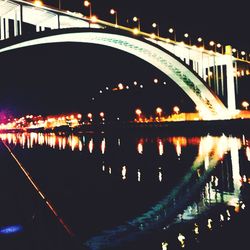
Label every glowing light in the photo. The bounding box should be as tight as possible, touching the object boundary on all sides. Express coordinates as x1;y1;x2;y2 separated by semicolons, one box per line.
220;214;224;222
207;218;212;229
209;41;215;46
154;78;158;83
135;108;142;116
194;223;199;235
177;233;185;248
156;107;162;115
133;16;138;22
242;101;249;110
137;169;141;182
88;139;94;153
151;33;156;39
152;22;157;28
90;15;98;23
246;146;250;161
101;138;105;154
158;168;162;182
110;9;115;15
184;33;189;38
158;139;164;155
197;37;203;42
84;0;90;7
168;28;174;33
137;142;143;154
0;225;23;235
34;0;43;7
122;166;127;180
161;241;168;250
118;83;124;90
173;106;180;114
176;139;181;157
87;113;93;119
133;28;139;35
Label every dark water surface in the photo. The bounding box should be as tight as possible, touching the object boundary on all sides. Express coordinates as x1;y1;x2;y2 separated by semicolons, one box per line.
0;131;249;250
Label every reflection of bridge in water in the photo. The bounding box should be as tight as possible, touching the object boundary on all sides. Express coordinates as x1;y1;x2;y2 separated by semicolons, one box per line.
0;0;250;120
0;132;248;249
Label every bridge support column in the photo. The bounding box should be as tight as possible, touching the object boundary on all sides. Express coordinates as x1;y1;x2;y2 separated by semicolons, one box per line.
0;17;3;40
19;5;23;36
5;18;9;39
225;45;236;112
14;10;18;36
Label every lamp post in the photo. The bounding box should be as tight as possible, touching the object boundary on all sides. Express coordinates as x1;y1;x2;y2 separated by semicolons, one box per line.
241;51;246;60
110;8;118;27
168;28;176;42
197;37;204;48
242;101;249;110
156;107;163;121
152;22;159;37
173;106;180;114
184;33;191;45
135;108;142;122
133;16;141;31
84;0;92;18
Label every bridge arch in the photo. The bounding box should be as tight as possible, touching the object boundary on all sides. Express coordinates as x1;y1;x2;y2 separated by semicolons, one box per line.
0;28;230;119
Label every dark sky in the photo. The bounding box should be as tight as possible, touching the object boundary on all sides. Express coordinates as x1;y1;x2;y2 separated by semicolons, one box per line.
0;0;249;119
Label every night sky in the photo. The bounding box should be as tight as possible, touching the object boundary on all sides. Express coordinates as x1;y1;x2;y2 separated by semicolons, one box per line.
0;0;249;119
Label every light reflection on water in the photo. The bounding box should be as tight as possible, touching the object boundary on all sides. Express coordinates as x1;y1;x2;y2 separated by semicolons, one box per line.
0;132;249;249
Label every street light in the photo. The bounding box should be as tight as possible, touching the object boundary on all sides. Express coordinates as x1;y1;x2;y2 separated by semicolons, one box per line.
152;22;159;37
216;43;224;54
84;0;92;18
242;101;249;110
197;37;204;48
168;28;176;42
133;16;141;31
232;48;239;58
87;112;93;122
184;33;191;45
173;106;180;114
135;108;142;122
110;8;118;27
241;51;246;60
100;112;105;121
156;107;163;121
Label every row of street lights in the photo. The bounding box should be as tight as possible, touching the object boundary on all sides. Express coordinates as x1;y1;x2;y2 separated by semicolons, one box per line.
81;1;249;58
34;1;249;59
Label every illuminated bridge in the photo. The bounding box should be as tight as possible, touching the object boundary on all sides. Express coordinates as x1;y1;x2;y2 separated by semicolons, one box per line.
0;0;249;120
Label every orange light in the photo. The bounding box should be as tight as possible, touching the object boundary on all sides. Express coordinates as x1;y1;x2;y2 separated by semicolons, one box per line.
34;0;43;7
133;28;139;35
87;113;93;119
90;15;98;23
77;114;82;119
173;106;180;114
135;109;142;116
156;107;162;115
99;112;104;118
118;83;124;90
84;0;90;7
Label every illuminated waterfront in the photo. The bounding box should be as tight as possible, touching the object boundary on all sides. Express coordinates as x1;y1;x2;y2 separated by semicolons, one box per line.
0;131;249;249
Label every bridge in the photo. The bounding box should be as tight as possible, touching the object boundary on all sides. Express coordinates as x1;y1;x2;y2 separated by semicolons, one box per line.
0;0;249;120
